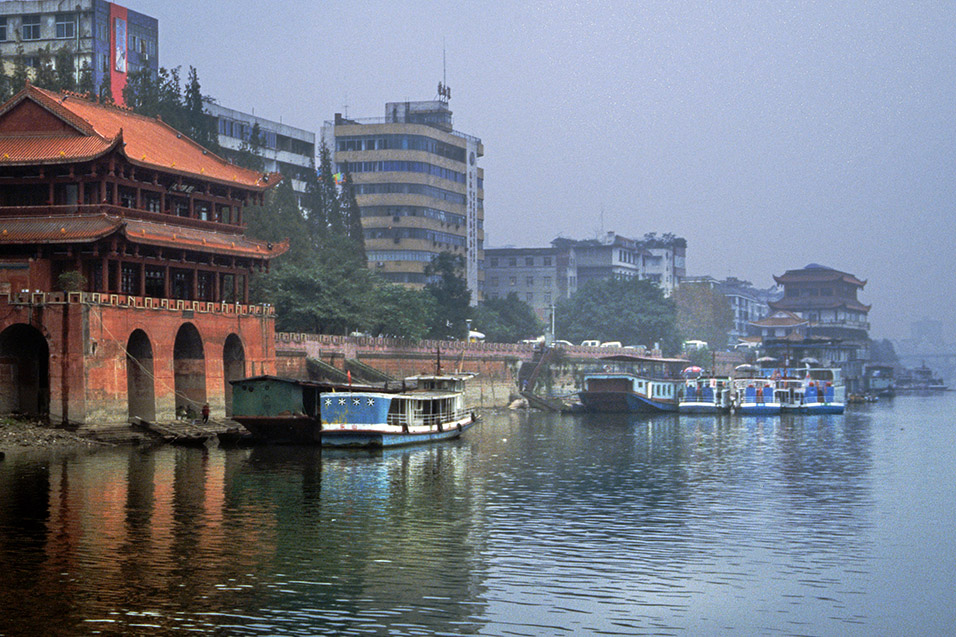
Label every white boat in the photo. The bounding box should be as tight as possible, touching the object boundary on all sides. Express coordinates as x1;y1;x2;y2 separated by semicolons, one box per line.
320;374;479;448
733;378;782;415
679;377;733;414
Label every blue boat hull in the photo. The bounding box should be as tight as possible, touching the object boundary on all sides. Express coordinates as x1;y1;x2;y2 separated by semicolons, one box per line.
737;403;782;415
578;391;678;413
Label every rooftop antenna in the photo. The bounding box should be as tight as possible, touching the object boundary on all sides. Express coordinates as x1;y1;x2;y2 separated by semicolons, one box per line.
343;92;349;118
437;39;451;103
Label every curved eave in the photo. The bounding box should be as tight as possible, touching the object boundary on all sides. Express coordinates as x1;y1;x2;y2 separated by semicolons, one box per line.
0;134;121;167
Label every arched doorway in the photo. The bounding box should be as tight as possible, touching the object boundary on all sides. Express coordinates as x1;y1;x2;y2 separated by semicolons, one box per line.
0;324;50;417
222;334;245;417
126;329;156;421
173;323;205;419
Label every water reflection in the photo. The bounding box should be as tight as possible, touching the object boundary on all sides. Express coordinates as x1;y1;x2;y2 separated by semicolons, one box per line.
0;400;953;635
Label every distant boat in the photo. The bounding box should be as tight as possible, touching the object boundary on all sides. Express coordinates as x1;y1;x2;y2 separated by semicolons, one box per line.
578;354;687;413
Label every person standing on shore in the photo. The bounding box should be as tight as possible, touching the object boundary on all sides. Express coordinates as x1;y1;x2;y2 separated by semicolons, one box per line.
201;403;210;424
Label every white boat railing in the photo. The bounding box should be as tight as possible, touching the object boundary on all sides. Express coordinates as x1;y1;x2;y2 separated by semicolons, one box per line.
386;408;470;429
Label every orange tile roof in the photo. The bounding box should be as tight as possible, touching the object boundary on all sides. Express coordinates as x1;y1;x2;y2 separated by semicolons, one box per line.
0;85;279;190
123;217;288;258
0;214;121;243
0;213;287;259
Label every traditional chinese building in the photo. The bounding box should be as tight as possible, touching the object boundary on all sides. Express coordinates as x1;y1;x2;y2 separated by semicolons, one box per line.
0;84;285;426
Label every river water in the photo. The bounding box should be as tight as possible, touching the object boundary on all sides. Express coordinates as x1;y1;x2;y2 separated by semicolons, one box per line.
0;394;954;636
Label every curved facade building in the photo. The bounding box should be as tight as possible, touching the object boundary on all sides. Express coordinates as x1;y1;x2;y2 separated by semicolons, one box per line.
325;100;483;302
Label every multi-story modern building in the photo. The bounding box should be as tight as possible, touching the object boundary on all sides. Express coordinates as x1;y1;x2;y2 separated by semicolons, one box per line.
484;231;686;320
641;234;686;295
0;1;158;105
324;97;484;302
206;103;315;204
483;247;559;321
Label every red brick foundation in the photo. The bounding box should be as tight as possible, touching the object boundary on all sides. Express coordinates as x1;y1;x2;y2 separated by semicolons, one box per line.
0;292;276;426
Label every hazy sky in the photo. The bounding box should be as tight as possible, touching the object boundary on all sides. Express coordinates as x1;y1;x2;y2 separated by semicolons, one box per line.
131;1;956;340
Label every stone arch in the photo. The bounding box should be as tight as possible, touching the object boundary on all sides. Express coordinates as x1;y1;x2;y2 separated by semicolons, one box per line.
0;324;50;417
222;333;245;418
126;329;156;422
173;323;205;419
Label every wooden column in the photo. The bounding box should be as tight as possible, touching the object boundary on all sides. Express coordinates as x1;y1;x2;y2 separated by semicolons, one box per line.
139;261;146;296
48;181;55;205
242;274;249;304
164;264;170;298
101;256;109;292
192;268;198;301
213;271;220;302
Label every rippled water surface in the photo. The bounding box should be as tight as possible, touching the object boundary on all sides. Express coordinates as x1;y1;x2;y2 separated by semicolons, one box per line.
1;394;955;635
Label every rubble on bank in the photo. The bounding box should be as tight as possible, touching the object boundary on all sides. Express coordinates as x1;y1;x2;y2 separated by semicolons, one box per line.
0;416;109;452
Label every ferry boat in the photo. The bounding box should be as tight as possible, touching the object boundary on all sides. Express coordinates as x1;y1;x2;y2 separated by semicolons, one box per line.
578;355;687;413
778;368;845;414
733;378;782;415
679;377;733;414
230;374;478;447
320;374;478;448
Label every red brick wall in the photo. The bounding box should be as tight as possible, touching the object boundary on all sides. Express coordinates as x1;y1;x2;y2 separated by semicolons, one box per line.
0;293;277;426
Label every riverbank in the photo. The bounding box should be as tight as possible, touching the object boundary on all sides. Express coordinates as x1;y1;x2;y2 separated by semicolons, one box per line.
0;416;109;452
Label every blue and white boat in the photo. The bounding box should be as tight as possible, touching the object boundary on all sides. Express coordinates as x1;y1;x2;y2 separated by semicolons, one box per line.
320;374;478;448
230;374;478;446
777;368;845;414
578;355;687;413
733;378;782;415
679;377;733;414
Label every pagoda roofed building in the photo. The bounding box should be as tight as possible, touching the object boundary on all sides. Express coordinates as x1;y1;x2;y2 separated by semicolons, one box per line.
0;84;286;426
762;263;871;392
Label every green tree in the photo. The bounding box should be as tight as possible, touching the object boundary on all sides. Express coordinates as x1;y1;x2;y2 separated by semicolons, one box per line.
424;252;471;340
672;282;734;351
77;61;95;97
555;277;680;353
183;66;218;150
339;168;366;263
11;42;29;92
245;177;308;268
366;282;436;340
33;46;57;90
54;46;75;92
0;48;9;101
307;141;341;243
473;293;544;343
233;121;265;171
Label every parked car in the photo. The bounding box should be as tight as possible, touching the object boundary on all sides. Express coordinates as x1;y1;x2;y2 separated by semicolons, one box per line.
581;339;601;347
600;341;623;348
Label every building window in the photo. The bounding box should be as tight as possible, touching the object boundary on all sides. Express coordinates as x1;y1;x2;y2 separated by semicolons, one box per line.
0;18;7;42
56;14;76;39
508;257;517;266
509;276;516;286
525;257;534;266
544;292;552;303
22;15;41;40
490;277;499;287
489;257;498;267
526;276;534;286
544;277;552;288
543;256;551;266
